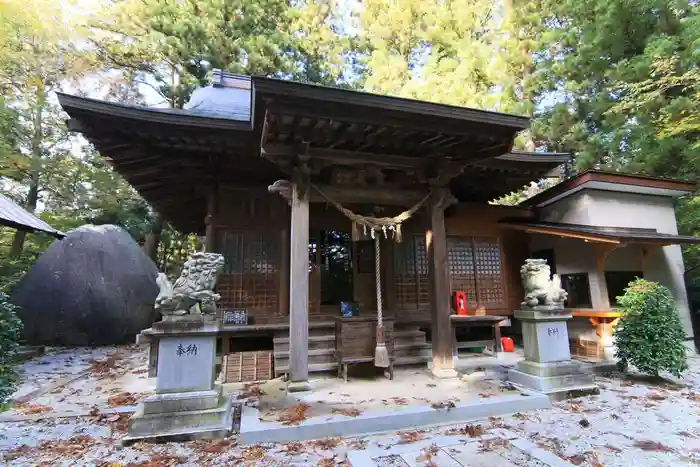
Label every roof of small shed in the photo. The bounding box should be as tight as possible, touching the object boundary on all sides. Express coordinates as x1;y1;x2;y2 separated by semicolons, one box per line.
0;194;64;238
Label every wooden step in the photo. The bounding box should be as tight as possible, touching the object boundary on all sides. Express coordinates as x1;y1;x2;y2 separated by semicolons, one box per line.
275;362;338;374
274;348;335;358
273;335;335;344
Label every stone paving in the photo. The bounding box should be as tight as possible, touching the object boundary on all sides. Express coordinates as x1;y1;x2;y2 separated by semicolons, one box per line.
3;345;700;466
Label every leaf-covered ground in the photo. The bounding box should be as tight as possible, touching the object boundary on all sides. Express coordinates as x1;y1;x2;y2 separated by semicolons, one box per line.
3;346;700;466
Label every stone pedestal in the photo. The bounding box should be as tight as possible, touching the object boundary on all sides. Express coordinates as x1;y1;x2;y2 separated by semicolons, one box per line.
125;316;233;443
508;308;597;399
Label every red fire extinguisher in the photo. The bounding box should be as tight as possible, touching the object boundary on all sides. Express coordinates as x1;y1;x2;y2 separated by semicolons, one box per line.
452;291;468;316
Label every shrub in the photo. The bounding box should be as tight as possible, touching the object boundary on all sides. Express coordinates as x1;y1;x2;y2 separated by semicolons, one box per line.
614;279;688;378
0;291;22;405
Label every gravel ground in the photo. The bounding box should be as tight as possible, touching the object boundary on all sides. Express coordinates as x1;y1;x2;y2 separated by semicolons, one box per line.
2;346;700;466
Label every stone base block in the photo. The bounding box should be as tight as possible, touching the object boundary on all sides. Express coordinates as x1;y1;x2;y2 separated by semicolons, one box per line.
431;368;459;379
124;392;233;443
515;360;588;378
508;365;597;400
142;387;221;415
287;380;312;394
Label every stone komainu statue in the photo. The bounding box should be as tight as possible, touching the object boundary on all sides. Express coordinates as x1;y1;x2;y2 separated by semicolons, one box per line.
520;258;568;309
155;252;225;316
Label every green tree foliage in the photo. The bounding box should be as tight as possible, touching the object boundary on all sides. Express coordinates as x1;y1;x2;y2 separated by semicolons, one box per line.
0;292;22;406
358;0;526;112
91;0;353;108
526;1;698;168
614;279;688;378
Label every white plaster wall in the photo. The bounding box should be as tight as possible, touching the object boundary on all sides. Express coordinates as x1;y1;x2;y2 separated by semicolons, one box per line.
529;234;606;340
538;189;693;343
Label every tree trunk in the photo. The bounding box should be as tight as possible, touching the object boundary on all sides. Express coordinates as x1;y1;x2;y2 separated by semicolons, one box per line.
142;214;164;264
10;176;40;258
10;95;44;259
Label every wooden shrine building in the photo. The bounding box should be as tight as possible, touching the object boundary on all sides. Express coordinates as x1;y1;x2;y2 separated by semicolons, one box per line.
57;71;699;386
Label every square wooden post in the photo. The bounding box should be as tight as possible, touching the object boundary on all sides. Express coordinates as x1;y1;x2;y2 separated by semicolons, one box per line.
288;179;311;392
426;190;457;378
204;184;218;253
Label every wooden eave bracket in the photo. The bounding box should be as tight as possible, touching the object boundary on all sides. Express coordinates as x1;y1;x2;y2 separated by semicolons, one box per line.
595;243;621;272
641;243;665;270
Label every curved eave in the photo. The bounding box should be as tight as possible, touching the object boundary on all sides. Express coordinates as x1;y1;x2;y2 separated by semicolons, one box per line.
253;77;529;130
56;93;253;131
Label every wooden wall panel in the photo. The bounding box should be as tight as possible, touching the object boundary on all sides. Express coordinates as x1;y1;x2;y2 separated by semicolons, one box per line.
213;193;533;325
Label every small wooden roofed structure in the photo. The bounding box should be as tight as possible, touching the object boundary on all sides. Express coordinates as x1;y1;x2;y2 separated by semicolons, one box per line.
0;193;64;238
520;169;696;209
58;72;572;385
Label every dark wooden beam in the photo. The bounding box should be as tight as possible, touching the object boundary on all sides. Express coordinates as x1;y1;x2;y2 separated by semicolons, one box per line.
263;143;428;169
265;97;520;139
310;184;429;207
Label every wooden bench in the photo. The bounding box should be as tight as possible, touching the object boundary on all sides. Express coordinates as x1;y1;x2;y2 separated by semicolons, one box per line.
450;315;507;354
335;316;395;382
570;309;623;360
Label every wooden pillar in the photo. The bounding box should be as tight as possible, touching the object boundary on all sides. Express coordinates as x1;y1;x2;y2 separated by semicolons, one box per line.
287;177;311;392
279;228;290;316
204;184;218;253
426;189;457;378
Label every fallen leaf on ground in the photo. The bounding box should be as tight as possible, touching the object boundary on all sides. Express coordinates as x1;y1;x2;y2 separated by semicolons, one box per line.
133;369;149;374
14;403;52;415
332;407;361;417
512;412;529;420
5;444;34;460
391;397;409;405
346;439;367;450
647;393;667;401
416;443;440;463
196;439;234;453
128;453;185;466
317;457;337;467
37;435;94;457
444;424;485;437
281;442;305;453
312;438;343;450
278;403;312;425
430;401;455;410
108;392;138;407
89;353;122;375
633;440;674;452
605;444;623;453
478;438;510;453
237;384;266;399
397;430;424;444
242;445;267;461
105;414;121;422
478;393;493;398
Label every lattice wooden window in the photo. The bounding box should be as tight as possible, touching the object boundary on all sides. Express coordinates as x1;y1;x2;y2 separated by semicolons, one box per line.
393;235;429;309
447;238;478;307
217;232;280;316
473;237;505;307
447;236;505;309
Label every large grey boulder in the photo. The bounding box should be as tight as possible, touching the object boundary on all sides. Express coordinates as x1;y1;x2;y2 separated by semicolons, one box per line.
12;224;159;346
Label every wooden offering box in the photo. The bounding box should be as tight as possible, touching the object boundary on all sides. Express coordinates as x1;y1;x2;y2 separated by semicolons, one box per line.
335;316;395;382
